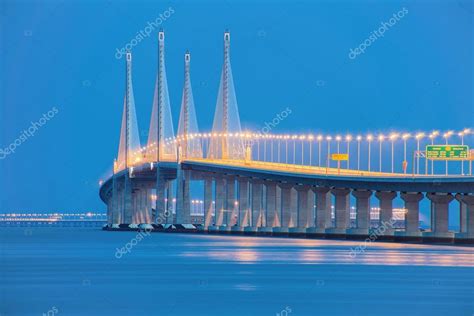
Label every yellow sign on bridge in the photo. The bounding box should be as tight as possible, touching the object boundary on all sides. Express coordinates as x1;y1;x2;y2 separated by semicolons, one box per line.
331;153;349;161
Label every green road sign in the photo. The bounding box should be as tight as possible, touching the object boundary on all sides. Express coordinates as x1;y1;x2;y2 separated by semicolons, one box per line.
426;145;469;160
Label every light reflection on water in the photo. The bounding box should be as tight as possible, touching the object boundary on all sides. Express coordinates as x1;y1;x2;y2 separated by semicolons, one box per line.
181;235;473;267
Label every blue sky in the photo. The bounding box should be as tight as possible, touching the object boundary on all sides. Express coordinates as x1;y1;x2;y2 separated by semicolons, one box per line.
0;0;472;219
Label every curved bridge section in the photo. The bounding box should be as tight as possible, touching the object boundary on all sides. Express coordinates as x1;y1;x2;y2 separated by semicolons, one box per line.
100;159;474;243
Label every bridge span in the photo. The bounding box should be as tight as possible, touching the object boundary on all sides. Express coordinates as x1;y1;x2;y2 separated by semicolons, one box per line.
100;30;473;243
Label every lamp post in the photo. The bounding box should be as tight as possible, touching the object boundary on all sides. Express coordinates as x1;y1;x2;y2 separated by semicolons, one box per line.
285;135;289;164
308;135;314;166
402;133;410;174
300;135;306;165
317;135;323;167
277;135;281;163
415;133;424;175
356;135;362;171
346;135;352;169
459;129;470;175
336;135;342;170
292;135;297;164
443;131;453;175
367;134;373;172
326;136;332;168
378;134;384;172
389;133;399;173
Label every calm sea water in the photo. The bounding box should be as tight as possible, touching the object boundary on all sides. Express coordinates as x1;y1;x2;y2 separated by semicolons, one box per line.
1;227;473;316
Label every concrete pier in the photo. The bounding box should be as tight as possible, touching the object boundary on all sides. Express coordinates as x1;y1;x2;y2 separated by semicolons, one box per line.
326;188;350;235
214;177;225;226
398;192;423;237
265;182;278;228
204;176;213;228
296;185;311;229
455;194;474;239
424;193;454;239
238;177;250;228
375;191;397;237
347;189;372;236
251;179;264;228
308;187;331;234
226;176;237;226
278;183;295;230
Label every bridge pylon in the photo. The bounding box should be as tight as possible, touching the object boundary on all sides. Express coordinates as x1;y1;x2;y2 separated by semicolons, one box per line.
208;30;244;160
177;51;202;160
146;30;177;163
116;52;142;171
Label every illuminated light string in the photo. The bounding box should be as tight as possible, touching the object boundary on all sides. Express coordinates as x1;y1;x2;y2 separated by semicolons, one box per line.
114;129;473;173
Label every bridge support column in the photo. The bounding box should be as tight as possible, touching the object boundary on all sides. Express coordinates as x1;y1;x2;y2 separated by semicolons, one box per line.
276;183;296;232
396;192;423;237
123;173;133;225
326;188;351;235
296;185;311;230
249;179;264;231
307;187;331;234
144;187;152;224
214;177;225;226
455;194;474;239
131;188;141;225
237;177;250;228
203;176;213;229
176;167;191;225
265;182;278;228
155;173;166;225
347;190;372;236
455;194;467;233
375;191;397;236
225;176;237;227
424;193;454;239
166;180;174;224
111;175;120;225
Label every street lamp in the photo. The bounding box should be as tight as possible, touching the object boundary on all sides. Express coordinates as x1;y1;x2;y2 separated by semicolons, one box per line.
336;135;342;170
443;131;453;175
299;135;306;165
326;136;332;168
356;135;362;171
346;135;352;169
292;135;298;164
415;132;425;174
402;133;410;174
459;128;471;175
285;135;290;164
389;133;399;173
429;131;439;175
308;134;314;166
367;134;373;172
378;134;385;172
317;135;323;167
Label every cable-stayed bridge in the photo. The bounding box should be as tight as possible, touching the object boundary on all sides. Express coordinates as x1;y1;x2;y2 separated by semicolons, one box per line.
100;30;474;243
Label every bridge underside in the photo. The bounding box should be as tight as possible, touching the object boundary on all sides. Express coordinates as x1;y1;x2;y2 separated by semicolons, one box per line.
99;160;474;243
